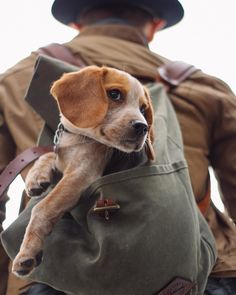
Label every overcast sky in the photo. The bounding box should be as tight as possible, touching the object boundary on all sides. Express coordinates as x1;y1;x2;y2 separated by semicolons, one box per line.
1;0;235;227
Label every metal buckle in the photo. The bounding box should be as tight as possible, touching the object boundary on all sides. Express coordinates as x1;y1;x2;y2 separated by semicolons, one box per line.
93;199;120;220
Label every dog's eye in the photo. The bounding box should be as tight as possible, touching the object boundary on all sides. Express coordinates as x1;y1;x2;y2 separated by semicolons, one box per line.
140;105;146;116
107;89;122;101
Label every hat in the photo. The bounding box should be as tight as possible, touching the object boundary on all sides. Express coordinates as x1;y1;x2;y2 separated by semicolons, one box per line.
51;0;184;29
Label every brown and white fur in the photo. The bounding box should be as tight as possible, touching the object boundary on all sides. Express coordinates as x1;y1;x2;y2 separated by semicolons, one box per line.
12;66;155;276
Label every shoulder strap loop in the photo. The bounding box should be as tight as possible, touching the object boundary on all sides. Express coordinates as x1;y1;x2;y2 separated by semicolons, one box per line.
157;61;198;86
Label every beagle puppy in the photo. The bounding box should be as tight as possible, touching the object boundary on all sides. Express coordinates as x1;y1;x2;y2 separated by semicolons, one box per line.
12;66;155;276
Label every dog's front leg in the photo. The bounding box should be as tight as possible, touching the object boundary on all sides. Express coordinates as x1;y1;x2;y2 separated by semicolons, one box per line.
12;166;103;277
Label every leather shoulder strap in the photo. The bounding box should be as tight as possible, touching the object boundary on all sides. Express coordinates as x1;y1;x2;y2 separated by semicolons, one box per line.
38;43;86;68
157;61;198;86
0;146;54;199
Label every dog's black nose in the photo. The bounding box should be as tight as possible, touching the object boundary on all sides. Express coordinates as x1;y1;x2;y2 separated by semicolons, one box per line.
131;121;148;136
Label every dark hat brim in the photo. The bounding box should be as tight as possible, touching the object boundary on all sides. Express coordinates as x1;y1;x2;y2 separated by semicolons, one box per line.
51;0;184;29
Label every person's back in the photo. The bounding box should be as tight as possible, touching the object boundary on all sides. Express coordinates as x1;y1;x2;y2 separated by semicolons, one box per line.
0;1;236;294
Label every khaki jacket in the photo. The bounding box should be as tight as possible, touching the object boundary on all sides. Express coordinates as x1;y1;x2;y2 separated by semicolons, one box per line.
0;24;236;294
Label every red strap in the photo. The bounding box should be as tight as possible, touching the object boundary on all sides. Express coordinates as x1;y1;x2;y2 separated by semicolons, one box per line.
0;146;54;199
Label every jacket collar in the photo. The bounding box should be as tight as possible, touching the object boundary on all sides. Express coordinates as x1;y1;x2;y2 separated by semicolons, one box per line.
79;24;149;47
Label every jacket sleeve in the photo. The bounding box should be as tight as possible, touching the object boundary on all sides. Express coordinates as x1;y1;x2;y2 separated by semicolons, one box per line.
0;53;44;158
0;53;44;223
170;70;236;220
208;77;236;220
0;116;15;225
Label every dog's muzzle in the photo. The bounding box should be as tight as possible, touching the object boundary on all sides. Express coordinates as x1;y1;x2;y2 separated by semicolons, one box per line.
120;120;148;151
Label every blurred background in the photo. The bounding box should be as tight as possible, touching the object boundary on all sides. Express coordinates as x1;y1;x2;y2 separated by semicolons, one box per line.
1;0;235;227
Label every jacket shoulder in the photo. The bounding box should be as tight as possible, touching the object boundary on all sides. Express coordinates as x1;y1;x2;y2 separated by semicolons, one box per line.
0;52;38;83
188;70;234;95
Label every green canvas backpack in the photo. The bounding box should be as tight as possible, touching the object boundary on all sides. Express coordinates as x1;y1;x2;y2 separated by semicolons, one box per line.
0;55;216;295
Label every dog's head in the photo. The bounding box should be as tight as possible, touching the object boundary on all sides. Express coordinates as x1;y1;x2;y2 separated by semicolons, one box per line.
50;66;155;160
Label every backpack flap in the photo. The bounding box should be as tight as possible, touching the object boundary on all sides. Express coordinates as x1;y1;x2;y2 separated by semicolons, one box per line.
25;55;79;132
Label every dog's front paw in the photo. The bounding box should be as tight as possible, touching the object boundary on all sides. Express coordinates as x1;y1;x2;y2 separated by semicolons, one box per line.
12;251;43;277
25;152;56;197
26;179;51;197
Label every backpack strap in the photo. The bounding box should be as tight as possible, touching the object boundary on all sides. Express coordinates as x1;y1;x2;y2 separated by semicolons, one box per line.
37;43;86;68
0;146;54;199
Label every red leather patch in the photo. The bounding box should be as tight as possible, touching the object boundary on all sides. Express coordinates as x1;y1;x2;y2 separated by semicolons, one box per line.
156;277;195;295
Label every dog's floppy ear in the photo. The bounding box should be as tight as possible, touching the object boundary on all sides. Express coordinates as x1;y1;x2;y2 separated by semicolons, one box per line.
50;66;108;128
143;87;155;161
